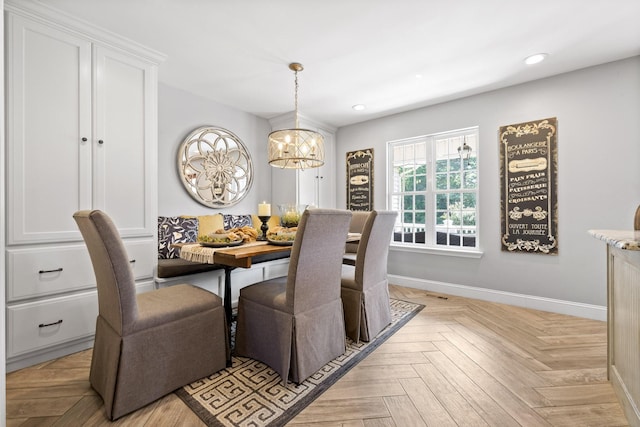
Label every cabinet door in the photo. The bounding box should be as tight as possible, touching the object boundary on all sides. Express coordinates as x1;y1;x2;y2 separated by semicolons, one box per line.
6;14;92;244
93;46;157;237
297;130;335;208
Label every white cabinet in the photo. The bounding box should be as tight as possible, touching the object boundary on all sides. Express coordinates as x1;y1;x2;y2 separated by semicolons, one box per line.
4;2;164;371
269;113;336;209
6;12;159;244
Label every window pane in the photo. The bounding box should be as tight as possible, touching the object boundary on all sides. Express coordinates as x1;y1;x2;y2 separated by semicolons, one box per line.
463;193;476;209
404;175;414;192
449;193;461;206
415;211;425;224
463;211;476;226
415;174;426;191
404;195;414;210
449;157;461;172
403;212;413;224
436;173;447;190
449;173;461;190
435;159;448;173
463;170;477;189
415;195;425;210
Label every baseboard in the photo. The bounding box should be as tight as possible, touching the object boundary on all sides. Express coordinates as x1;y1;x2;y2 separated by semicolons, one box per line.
389;274;607;321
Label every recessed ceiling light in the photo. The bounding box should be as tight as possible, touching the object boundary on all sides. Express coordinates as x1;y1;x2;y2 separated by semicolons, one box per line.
524;53;548;65
352;104;366;111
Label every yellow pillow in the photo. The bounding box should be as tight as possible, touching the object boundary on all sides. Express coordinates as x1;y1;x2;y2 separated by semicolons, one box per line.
197;214;225;238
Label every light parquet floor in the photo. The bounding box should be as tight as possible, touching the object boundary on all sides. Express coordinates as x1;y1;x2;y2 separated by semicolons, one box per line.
6;285;628;426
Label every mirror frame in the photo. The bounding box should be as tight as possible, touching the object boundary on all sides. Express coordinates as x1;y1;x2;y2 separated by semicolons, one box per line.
177;126;254;207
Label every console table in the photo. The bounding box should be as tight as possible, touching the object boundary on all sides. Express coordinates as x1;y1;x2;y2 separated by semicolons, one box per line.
589;229;640;427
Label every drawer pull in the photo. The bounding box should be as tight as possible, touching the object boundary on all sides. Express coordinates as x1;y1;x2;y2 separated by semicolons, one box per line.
38;268;63;274
129;259;136;263
39;319;63;328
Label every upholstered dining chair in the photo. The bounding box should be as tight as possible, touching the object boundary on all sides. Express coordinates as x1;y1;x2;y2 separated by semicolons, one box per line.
73;210;229;420
341;210;398;343
235;208;352;384
344;210;371;265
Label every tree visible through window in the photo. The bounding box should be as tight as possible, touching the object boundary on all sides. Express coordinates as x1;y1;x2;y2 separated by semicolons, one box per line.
388;127;479;250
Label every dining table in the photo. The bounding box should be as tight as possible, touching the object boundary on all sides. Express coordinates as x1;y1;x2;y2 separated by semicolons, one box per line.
178;233;362;331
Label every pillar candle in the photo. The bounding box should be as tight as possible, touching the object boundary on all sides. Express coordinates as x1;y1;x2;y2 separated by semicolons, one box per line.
258;202;271;216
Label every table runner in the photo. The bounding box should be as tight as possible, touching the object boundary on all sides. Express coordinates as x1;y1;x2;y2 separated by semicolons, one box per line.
179;241;269;264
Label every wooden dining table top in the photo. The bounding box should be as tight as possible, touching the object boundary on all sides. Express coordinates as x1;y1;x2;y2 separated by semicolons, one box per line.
176;232;361;269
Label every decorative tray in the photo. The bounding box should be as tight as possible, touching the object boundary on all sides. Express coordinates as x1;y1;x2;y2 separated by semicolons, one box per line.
266;238;294;246
200;240;243;248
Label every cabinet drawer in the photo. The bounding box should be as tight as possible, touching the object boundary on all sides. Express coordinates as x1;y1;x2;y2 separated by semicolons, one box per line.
7;290;98;358
7;240;156;301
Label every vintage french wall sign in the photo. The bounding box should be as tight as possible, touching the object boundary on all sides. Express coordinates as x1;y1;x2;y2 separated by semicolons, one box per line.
499;117;558;254
346;148;373;211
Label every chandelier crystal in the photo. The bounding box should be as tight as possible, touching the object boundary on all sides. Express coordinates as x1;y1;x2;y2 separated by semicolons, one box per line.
268;63;325;169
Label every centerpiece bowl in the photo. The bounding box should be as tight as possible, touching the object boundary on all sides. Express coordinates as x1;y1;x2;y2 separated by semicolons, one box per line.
278;204;307;228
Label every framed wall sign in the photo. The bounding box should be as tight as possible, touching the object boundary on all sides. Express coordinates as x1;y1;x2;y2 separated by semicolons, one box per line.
499;117;558;254
346;148;373;211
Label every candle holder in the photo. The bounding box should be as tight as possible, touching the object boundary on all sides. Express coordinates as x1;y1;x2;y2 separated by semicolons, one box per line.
258;215;271;240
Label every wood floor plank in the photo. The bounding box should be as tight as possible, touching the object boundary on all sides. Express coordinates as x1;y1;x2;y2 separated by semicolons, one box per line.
535;384;620;406
398;377;458;427
536;368;608;386
383;394;427;427
317;378;405;400
412;362;489;426
535;402;629;427
340;363;419;382
6;396;83;419
357;351;430;366
291;397;390;424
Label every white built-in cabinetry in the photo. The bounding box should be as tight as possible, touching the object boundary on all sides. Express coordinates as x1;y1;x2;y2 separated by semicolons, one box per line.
269;113;336;209
4;1;165;371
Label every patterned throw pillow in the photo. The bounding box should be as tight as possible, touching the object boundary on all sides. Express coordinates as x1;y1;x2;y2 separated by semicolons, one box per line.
222;214;253;230
158;216;199;259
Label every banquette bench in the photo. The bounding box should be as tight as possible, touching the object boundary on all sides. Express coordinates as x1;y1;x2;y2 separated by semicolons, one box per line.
155;214;288;299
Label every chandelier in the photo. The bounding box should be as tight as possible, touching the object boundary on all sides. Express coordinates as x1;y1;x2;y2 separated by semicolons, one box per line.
268;63;325;169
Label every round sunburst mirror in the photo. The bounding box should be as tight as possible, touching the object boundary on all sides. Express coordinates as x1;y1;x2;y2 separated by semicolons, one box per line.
177;126;253;207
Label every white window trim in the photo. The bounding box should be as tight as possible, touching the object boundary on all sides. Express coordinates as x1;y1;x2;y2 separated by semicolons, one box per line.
386;127;481;256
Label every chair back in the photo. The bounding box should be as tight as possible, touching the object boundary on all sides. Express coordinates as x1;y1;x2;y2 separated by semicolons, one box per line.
355;210;398;289
345;211;370;253
286;209;352;313
73;210;138;335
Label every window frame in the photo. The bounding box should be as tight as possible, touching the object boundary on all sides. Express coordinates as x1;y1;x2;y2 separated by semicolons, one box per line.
386;127;481;257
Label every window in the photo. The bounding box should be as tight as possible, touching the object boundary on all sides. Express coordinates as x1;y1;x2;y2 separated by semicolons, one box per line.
388;127;479;251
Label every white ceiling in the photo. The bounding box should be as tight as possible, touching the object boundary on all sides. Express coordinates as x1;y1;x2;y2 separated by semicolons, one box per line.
32;0;640;128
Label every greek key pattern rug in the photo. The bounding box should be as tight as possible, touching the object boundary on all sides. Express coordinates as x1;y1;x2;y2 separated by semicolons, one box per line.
176;299;424;427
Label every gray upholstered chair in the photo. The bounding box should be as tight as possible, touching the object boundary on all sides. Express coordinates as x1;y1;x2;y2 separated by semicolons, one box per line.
344;211;370;264
73;210;229;420
341;210;397;343
235;208;352;384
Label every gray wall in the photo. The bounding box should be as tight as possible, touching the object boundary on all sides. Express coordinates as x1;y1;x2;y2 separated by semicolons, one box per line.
335;56;640;309
158;83;273;217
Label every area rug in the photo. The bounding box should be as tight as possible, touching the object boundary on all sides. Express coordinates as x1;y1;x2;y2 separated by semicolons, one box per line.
176;298;424;427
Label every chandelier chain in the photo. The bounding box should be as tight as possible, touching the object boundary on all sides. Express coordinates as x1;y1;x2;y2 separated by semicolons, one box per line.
294;69;299;128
